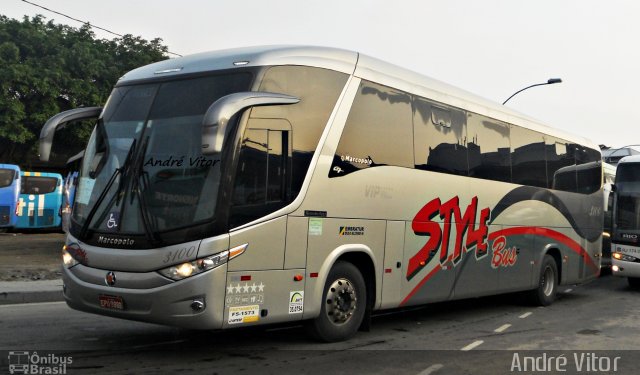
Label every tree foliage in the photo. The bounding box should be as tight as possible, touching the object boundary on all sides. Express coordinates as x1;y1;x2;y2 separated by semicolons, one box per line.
0;15;168;166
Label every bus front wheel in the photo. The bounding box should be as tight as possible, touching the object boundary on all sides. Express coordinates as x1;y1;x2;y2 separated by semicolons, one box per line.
307;261;366;342
628;277;640;289
528;254;558;306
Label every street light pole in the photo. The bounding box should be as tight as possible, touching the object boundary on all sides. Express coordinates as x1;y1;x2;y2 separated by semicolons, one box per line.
502;78;562;105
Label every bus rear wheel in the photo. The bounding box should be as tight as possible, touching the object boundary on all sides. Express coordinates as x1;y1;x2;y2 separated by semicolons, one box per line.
528;254;558;306
307;261;366;342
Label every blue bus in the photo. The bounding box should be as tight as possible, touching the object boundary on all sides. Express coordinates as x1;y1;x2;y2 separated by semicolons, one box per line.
15;171;64;229
0;164;20;231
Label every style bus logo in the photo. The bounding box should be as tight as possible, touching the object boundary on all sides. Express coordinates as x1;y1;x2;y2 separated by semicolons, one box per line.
8;351;72;374
408;196;491;281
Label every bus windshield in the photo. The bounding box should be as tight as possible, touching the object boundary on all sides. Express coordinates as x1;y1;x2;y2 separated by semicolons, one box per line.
614;162;640;230
21;176;58;194
71;72;254;241
0;169;15;188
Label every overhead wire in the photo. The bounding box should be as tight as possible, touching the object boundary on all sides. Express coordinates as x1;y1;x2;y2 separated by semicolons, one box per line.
20;0;182;57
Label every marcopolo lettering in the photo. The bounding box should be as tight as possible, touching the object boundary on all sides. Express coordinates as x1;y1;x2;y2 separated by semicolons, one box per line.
341;155;372;166
98;236;135;246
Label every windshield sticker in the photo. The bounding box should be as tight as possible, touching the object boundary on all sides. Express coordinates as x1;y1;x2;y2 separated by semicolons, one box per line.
289;291;304;314
339;226;365;236
309;218;323;236
106;212;120;231
228;305;260;324
76;177;95;205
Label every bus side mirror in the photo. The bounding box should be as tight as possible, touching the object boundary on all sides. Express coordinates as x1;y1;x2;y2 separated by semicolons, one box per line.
39;107;103;162
201;91;299;155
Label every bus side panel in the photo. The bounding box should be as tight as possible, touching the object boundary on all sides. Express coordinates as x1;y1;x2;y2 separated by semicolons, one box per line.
228;216;286;271
303;218;385;320
223;269;306;328
284;216;309;269
494;225;536;292
453;223;501;299
380;220;405;309
401;220;455;306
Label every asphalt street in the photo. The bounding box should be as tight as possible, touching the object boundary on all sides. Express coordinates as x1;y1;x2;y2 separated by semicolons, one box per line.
1;273;639;374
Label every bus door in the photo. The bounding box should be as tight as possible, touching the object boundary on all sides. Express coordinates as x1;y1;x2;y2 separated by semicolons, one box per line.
225;118;301;326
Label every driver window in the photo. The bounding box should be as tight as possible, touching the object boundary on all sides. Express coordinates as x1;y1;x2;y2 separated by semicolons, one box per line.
230;119;292;227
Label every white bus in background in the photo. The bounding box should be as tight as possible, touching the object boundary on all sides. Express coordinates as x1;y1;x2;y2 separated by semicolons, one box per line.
611;155;640;286
39;46;603;342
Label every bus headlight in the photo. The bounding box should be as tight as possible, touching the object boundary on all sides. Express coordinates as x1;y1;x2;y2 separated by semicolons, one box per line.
62;245;79;268
613;252;637;262
158;244;247;281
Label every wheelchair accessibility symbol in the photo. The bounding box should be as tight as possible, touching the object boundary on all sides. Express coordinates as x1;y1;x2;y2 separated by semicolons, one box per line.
106;212;119;230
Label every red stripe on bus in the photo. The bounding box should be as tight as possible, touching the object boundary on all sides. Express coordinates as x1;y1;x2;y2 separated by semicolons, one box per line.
399;264;442;306
400;226;598;306
488;226;598;271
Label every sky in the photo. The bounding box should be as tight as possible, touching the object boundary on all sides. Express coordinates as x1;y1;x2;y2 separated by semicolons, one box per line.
3;0;640;150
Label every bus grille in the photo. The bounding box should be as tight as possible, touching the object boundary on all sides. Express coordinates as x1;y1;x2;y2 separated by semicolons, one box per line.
0;206;9;225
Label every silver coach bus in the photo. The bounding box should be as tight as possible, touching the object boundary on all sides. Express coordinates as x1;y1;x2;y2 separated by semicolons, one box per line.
611;155;640;286
40;46;603;342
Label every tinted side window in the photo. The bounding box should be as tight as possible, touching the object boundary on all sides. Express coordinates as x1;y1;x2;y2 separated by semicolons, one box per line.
511;126;548;188
548;138;577;192
413;97;468;176
331;80;413;176
252;66;348;195
467;113;511;182
575;146;602;194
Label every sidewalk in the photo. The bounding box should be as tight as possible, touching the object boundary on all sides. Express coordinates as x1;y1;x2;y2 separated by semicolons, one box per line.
0;232;66;305
0;279;64;305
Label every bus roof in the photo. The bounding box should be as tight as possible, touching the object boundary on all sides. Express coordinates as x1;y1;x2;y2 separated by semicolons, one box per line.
618;155;640;165
118;45;598;152
0;164;20;171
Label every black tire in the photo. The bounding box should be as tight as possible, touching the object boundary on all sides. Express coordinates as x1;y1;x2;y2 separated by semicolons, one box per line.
628;277;640;289
528;254;558;306
307;261;366;342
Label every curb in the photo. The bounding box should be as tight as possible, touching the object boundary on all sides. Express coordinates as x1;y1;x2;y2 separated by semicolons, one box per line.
0;280;65;305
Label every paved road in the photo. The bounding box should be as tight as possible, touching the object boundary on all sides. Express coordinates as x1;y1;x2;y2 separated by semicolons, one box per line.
1;273;639;374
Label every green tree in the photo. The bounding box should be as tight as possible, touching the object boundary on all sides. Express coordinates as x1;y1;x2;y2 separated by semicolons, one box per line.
0;15;168;166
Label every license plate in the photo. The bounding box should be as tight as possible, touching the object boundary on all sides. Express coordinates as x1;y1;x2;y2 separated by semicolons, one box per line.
99;295;125;310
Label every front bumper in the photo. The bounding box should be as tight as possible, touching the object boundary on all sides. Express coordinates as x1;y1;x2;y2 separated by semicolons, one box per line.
612;259;640;278
62;262;227;329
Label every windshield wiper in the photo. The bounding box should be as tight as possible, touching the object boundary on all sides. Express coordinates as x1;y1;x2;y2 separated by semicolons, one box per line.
79;139;137;239
129;136;164;246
